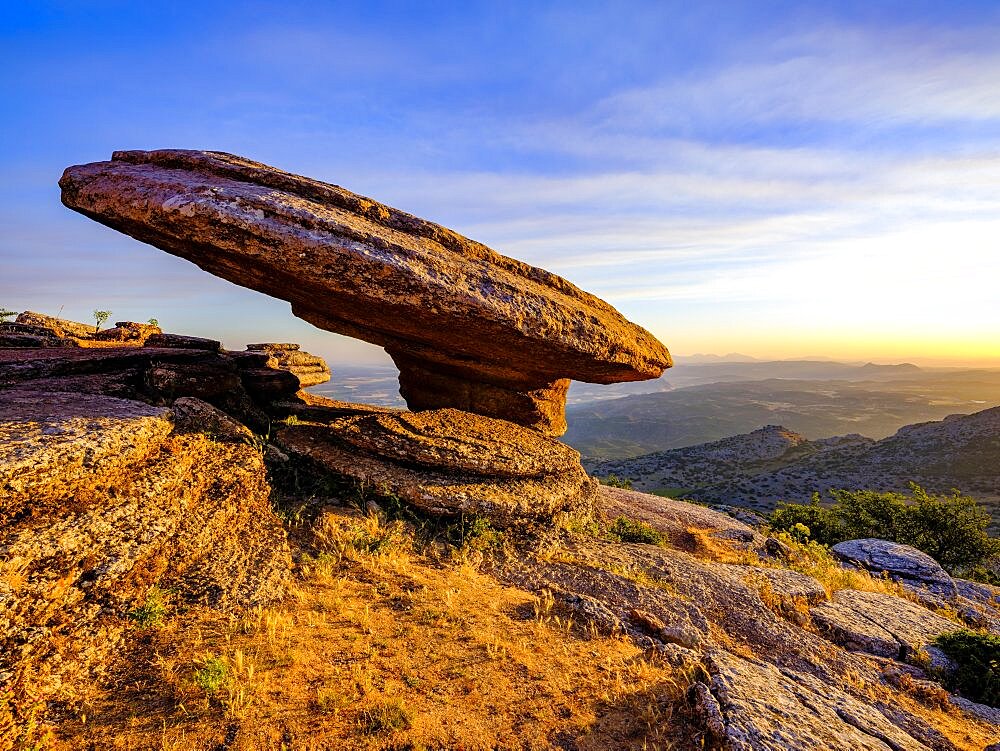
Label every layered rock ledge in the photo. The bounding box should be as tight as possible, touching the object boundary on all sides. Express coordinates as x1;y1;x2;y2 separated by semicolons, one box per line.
278;408;597;524
59;149;672;434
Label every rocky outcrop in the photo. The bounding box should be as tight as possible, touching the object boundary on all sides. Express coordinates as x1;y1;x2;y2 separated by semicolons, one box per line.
92;320;162;342
245;343;331;388
831;539;958;597
0;391;290;725
0;331;330;430
277;408;596;523
15;310;94;339
490;487;998;750
59;149;671;434
811;589;958;660
691;650;942;751
0;391;173;524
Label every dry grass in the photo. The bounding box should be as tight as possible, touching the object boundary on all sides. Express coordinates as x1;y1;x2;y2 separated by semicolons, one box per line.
717;531;914;600
50;508;693;750
741;570;813;628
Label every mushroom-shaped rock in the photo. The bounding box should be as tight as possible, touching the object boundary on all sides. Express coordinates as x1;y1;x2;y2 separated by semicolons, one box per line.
59;149;671;435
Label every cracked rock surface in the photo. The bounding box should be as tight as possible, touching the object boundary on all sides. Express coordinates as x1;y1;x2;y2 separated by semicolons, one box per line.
0;391;291;717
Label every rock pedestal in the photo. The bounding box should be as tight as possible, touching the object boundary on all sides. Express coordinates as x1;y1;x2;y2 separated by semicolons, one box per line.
278;408;596;524
60;149;671;434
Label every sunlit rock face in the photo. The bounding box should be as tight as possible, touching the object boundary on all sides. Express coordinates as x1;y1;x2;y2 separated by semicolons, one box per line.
277;408;598;524
60;149;671;435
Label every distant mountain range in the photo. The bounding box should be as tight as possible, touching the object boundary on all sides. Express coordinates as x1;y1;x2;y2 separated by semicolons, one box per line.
565;366;1000;460
591;406;1000;529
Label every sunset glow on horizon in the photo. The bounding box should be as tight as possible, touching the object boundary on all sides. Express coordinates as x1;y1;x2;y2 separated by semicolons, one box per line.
2;2;999;369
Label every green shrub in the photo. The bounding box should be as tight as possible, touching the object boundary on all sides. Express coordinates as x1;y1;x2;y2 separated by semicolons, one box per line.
92;309;112;332
933;629;1000;707
0;307;16;323
600;474;633;489
769;494;846;543
769;484;999;574
128;586;169;628
194;656;229;694
608;516;665;545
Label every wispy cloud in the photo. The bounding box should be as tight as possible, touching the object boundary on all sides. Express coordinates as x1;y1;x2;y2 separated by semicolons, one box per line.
3;8;999;363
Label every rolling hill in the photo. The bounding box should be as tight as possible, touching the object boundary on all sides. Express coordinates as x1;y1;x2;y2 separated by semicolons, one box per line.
591;406;1000;527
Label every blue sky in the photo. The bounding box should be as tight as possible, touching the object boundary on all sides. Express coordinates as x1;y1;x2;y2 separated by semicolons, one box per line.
3;1;1000;366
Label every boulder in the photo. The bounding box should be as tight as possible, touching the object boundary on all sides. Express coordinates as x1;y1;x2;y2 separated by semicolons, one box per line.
690;650;939;751
92;320;161;342
59;149;671;434
169;396;255;442
831;539;957;597
331;408;582;478
277;410;596;524
144;332;221;351
15;310;94;338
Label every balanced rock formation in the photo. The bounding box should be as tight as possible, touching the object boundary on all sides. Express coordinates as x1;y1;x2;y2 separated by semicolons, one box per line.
278;408;596;523
59;149;671;435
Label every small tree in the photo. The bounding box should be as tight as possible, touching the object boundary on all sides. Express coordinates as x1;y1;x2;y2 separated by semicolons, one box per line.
92;309;112;332
934;629;1000;707
0;307;16;323
147;318;159;327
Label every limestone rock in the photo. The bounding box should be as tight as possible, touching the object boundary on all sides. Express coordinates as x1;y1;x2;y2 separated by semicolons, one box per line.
238;366;302;401
811;588;958;660
693;650;938;751
170;396;255;442
598;485;765;552
244;343;331;388
276;412;596;523
93;320;161;342
489;506;992;750
0;391;291;714
146;359;243;400
144;332;221;350
332;408;582;478
277;390;399;423
954;577;1000;607
0;344;290;430
0;390;173;523
15;310;94;338
831;539;957;597
60;149;672;434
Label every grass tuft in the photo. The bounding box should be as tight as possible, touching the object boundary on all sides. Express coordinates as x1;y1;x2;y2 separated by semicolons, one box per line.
358;698;412;734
